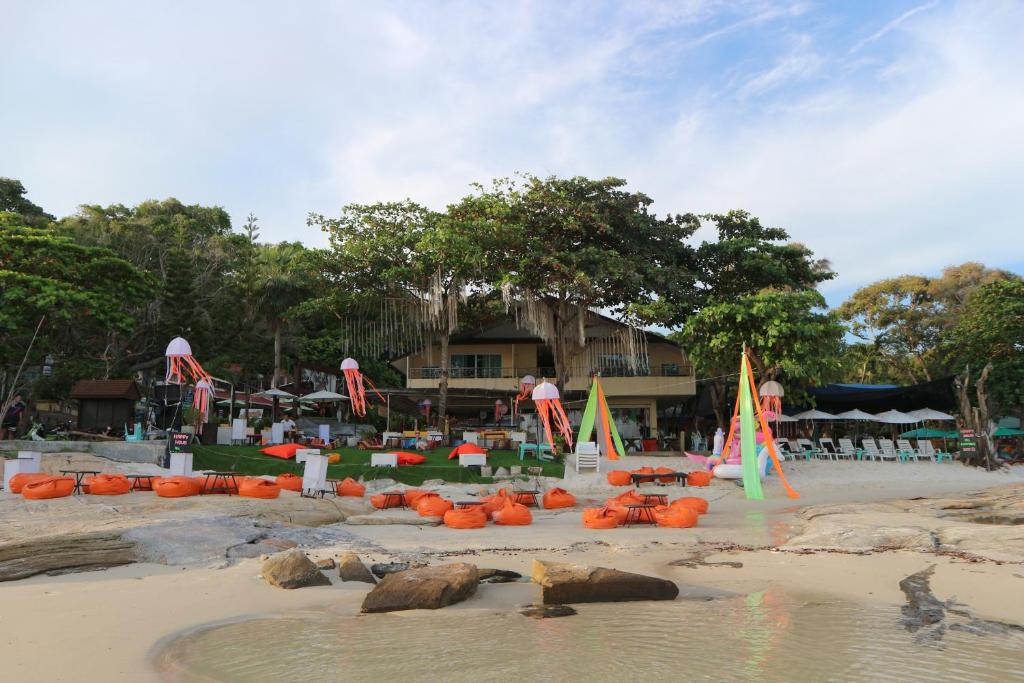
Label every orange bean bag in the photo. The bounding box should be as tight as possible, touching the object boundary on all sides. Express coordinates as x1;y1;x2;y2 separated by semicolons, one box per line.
327;453;341;464
493;498;532;526
654;466;675;484
481;488;509;519
631;466;655;476
583;507;620;529
154;476;201;497
672;497;709;515
403;489;429;508
443;506;487;529
417;496;454;517
87;473;130;496
275;473;303;492
239;478;281;499
654;505;699;528
370;493;404;509
395;452;427;466
448;443;486;460
542;487;576;509
261;443;301;459
607;470;632;486
193;475;240;494
606;489;644;507
22;476;75;500
687;471;712;487
335;477;365;497
8;472;51;493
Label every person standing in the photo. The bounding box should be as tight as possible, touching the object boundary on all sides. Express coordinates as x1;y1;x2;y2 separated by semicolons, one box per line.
2;394;26;440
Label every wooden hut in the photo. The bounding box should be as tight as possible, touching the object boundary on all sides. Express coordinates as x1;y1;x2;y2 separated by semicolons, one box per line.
70;380;141;432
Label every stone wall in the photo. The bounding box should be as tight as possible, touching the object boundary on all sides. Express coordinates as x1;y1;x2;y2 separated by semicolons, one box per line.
2;440;166;464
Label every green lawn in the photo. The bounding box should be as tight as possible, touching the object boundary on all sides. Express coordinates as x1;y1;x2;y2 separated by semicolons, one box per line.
191;444;565;486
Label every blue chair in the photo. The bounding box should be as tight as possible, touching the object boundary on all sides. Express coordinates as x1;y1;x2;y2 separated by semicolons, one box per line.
518;443;539;460
538;443;555;461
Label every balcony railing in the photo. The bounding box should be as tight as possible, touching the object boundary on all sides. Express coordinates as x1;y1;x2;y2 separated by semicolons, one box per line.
407;364;693;380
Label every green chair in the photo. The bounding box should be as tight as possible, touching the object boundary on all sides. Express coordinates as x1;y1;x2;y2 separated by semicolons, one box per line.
538;443;555;461
518;443;539;460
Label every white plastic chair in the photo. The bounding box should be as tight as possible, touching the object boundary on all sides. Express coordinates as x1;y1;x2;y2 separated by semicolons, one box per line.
878;438;909;462
797;438;822;459
774;438;793;461
897;439;926;462
837;438;860;460
574;441;600;473
860;438;890;462
818;438;842;460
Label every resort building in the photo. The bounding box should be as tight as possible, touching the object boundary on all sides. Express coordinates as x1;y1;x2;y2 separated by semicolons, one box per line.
390;315;696;442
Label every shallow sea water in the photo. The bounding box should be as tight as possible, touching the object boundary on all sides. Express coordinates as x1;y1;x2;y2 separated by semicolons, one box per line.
154;593;1024;683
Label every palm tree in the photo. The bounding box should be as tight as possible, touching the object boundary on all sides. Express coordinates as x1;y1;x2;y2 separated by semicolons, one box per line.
253;243;308;387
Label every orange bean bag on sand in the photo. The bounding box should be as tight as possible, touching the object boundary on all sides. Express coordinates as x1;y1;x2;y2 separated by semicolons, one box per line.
239;478;281;499
480;488;510;519
606;489;644;507
327;453;341;465
336;477;365;497
87;473;130;496
261;443;302;459
417;496;454;517
395;452;427;466
687;471;712;487
154;476;202;498
8;472;51;493
444;506;487;529
193;475;240;494
493;498;532;526
655;466;676;484
631;466;656;477
370;493;404;509
672;497;709;515
654;505;699;528
607;470;632;486
275;473;303;492
583;507;620;529
22;476;75;500
542;487;576;509
403;489;430;508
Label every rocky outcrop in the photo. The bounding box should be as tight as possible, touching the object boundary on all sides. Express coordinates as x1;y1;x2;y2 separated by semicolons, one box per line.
261;549;331;589
519;604;577;619
531;559;679;605
361;563;478;613
370;561;413;578
0;531;136;581
345;511;439;525
338;552;376;584
478;568;522;583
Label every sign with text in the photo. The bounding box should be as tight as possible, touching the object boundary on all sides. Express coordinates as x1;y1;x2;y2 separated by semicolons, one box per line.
959;428;977;458
168;430;192;454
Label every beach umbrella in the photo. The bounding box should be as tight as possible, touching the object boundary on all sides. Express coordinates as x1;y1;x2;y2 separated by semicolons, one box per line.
873;409;917;424
835;409;877;421
300;390;347;401
774;414;798;422
255;387;295;422
993;427;1024;437
907;408;956;421
792;409;838;420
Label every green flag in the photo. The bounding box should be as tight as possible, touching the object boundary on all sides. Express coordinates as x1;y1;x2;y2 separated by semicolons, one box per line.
740;354;764;500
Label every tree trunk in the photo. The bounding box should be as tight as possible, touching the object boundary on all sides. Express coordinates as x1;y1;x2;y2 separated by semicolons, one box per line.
709;380;727;431
272;322;282;388
438;331;449;427
552;301;569;395
954;364;996;469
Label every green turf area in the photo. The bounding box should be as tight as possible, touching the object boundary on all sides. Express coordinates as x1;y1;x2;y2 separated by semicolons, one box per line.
191;445;565;485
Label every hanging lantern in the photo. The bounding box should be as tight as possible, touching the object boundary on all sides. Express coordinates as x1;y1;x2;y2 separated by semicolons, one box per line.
759;380;784;417
513;374;536;419
494;399;508;423
419;398;432;421
165;336;212;386
340;357;384;417
532;381;573;451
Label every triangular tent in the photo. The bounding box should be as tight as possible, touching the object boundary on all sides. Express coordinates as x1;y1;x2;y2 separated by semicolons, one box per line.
576;376;625;460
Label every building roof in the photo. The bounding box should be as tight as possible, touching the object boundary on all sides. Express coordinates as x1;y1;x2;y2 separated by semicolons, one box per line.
70;379;141;400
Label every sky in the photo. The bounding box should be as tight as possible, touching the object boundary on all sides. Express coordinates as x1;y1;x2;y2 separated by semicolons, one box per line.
2;0;1022;306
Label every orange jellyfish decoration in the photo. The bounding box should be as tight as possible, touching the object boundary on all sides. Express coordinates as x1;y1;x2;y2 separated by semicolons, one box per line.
513;374;535;419
532;381;573;452
165;337;213;386
340;358;384;417
192;379;212;423
759;380;784;419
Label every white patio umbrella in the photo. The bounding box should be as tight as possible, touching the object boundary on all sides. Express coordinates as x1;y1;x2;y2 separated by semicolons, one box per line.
835;409;878;420
774;413;798;422
792;409;839;420
907;408;955;421
255;387;296;422
300;390;347;401
873;409;917;424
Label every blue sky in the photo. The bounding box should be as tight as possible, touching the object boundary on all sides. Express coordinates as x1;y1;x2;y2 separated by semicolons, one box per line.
2;0;1022;306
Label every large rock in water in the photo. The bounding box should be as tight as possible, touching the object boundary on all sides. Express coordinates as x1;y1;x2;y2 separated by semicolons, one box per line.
261;549;331;589
338;552;376;584
0;531;136;582
531;559;679;605
361;563;478;613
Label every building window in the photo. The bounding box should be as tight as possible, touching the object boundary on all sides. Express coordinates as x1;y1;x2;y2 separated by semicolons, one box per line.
661;363;680;376
451;354;503;378
598;353;650;377
419;366;440;378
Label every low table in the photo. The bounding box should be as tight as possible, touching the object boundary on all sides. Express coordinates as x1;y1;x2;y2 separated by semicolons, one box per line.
60;469;100;495
630;472;688;487
380;491;406;509
202;472;240;495
639;493;668;506
512;489;539;507
126;474;156;491
623;504;657;526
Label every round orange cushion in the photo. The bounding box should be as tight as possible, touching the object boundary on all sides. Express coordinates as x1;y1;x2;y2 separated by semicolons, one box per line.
239;478;281;499
396;452;427;466
583;507;620;529
327;453;341;464
606;489;644;507
607;470;632;486
154;476;201;497
370;493;403;509
403;489;429;508
417;496;454;517
22;476;75;500
687;471;712;487
493;498;532;526
8;472;51;493
542;487;576;509
655;505;699;528
261;443;301;459
672;497;709;514
336;477;365;497
443;507;487;529
275;473;302;492
87;474;130;496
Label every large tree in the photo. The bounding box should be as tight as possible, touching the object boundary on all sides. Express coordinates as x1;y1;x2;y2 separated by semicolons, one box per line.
452;174;698;393
0;178;54;228
678;289;844;428
252;242;312;388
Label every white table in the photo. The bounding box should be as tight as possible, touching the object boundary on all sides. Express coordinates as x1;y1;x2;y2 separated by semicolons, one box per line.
462;431;480;445
458;453;487;468
170;452;194;477
370;452;398;467
3;451;41;491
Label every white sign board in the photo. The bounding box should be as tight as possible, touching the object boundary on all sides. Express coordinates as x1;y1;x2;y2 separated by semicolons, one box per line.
318;424;331;443
232;418;247;441
271;422;285;445
295;448;320;464
216;426;233;446
301;453;329;494
370;452;398;467
4;452;41;491
458;453;487;467
170;452;193;477
463;431;480;445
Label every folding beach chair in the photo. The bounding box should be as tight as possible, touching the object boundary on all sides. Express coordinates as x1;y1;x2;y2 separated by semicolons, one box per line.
860;437;889;462
879;438;911;462
774;438;793;460
818;438;841;460
797;438;823;459
918;440;952;463
897;439;925;462
574;441;600;473
837;438;860;460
